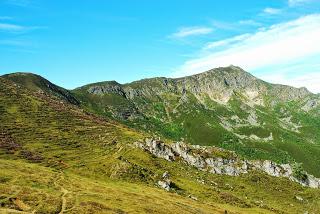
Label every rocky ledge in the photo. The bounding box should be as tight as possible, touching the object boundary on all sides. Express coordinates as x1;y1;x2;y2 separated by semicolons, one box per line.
134;139;320;188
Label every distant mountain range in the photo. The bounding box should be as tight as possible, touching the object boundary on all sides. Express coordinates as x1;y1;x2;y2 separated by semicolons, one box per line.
1;66;320;213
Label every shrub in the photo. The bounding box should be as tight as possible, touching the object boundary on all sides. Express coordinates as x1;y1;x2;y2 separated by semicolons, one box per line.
292;163;308;182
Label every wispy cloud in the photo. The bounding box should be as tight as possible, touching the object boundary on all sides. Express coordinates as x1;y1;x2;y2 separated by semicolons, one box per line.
0;23;27;32
203;34;251;51
172;14;320;92
263;7;282;15
288;0;312;7
6;0;31;7
210;20;237;30
259;71;320;93
0;23;25;31
0;16;13;20
0;22;45;33
170;26;213;38
238;20;262;26
208;19;263;32
0;19;45;53
0;39;31;47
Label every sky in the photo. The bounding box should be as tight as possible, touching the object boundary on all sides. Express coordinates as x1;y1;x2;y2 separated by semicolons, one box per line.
0;0;320;93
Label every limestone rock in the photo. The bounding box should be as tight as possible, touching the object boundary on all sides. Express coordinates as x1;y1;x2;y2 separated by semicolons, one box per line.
302;99;318;112
157;171;171;191
157;180;170;191
134;139;320;189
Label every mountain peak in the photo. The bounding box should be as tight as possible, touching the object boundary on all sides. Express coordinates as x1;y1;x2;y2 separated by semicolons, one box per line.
2;72;80;105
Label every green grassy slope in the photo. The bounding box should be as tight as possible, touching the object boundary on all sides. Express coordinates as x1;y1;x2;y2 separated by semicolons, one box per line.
1;75;320;213
71;67;320;177
2;72;79;105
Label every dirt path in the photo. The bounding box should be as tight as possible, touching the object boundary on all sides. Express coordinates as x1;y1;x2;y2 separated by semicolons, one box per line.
54;173;70;214
59;186;69;214
1;173;71;214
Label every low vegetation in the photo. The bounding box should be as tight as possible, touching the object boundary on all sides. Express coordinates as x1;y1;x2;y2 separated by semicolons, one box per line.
1;69;320;213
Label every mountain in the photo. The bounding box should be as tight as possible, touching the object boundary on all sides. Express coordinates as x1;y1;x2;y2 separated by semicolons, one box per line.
2;72;80;105
1;67;320;213
72;66;320;177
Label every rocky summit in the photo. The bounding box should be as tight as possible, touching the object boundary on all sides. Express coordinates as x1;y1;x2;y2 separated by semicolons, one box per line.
1;66;320;214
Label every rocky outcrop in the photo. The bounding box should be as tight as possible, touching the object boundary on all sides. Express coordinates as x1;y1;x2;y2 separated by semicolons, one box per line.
269;85;311;102
87;81;126;97
302;99;319;112
134;139;320;188
157;171;171;191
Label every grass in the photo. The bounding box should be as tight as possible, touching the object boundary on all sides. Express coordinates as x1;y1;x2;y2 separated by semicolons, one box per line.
1;74;320;213
70;79;320;177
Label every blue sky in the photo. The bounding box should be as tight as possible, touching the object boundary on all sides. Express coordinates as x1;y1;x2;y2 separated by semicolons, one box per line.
0;0;320;92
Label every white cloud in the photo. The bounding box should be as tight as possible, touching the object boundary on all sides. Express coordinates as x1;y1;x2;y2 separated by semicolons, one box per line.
0;23;45;33
0;23;25;31
0;39;30;46
6;0;31;7
288;0;312;7
211;20;237;30
203;34;251;50
259;72;320;93
238;20;262;26
263;7;282;15
172;14;320;93
170;26;213;38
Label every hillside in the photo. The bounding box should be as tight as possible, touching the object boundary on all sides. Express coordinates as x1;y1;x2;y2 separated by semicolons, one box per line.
71;66;320;177
1;68;320;213
3;72;80;105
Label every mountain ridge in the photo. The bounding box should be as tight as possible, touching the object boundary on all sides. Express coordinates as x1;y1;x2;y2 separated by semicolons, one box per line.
2;66;313;96
70;66;320;177
2;66;320;177
72;66;313;97
2;72;80;105
1;69;320;213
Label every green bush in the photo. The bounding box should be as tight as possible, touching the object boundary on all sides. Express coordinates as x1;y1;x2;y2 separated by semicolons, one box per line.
292;163;308;181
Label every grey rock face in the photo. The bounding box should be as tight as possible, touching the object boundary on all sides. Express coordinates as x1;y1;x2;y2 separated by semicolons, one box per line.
302;99;319;112
162;171;170;179
134;139;320;188
269;85;311;102
157;171;171;191
135;139;175;161
88;84;126;97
